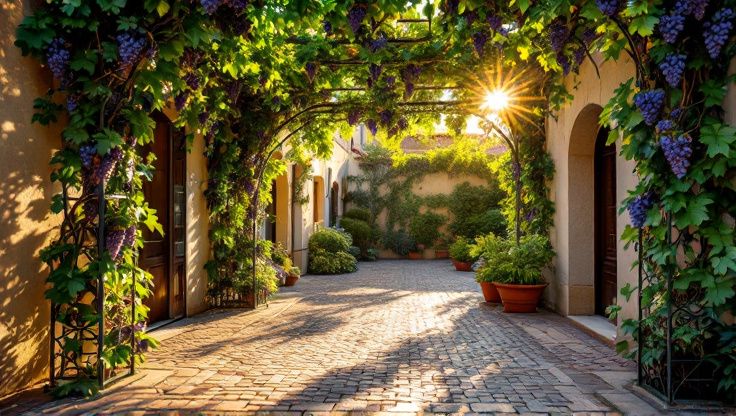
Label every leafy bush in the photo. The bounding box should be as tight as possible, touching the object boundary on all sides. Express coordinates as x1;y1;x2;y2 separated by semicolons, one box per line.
340;217;373;253
343;207;371;223
472;233;554;285
469;208;507;237
448;182;505;238
408;212;446;247
308;249;358;274
382;229;416;256
289;266;301;277
348;245;361;259
308;228;357;274
308;228;351;253
365;248;379;261
449;237;477;263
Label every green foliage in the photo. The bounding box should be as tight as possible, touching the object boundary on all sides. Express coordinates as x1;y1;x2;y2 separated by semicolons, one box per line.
448;237;477;263
473;233;553;285
408;212;446;248
340;217;373;255
382;229;416;256
343;207;371;223
308;250;358;275
308;228;352;253
448;182;506;238
308;228;357;275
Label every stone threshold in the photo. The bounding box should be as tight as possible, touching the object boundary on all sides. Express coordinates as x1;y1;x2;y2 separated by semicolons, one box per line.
567;315;617;347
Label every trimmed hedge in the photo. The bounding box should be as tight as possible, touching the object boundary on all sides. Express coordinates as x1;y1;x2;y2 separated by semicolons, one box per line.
308;228;357;274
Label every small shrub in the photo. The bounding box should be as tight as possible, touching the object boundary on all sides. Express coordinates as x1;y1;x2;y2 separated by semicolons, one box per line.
348;245;361;259
408;212;446;247
308;228;352;253
382;229;416;256
308;249;358;274
270;242;290;266
340;217;372;252
343;207;371;223
448;182;505;238
469;208;507;237
308;228;358;275
449;237;477;263
365;248;379;261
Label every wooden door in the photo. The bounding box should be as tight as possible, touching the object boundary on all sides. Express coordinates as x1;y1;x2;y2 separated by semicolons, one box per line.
594;127;618;316
141;113;186;324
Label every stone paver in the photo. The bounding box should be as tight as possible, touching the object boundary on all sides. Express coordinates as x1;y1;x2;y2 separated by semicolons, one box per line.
25;260;654;415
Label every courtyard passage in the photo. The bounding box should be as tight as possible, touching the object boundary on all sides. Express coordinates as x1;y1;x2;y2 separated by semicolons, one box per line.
30;260;656;415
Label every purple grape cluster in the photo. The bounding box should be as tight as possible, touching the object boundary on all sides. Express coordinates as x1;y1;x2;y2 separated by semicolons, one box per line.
369;63;382;82
369;34;388;52
116;32;146;68
670;107;683;119
94;147;123;185
487;15;503;31
347;110;362;126
175;91;189;111
661;134;692;178
403;82;415;100
703;8;734;58
463;10;478;25
106;229;126;260
225;0;246;11
472;31;489;56
674;0;709;20
549;20;569;52
656;119;676;132
634;89;666;125
323;20;332;34
659;53;686;87
659;13;685;43
185;73;200;89
573;46;586;67
66;95;79;112
80;144;96;168
384;76;396;88
627;193;654;228
46;38;70;80
582;28;598;45
556;51;571;75
347;5;367;34
201;0;222;15
305;62;317;82
123;225;137;248
397;117;408;130
379;109;393;126
366;119;378;136
596;0;621;17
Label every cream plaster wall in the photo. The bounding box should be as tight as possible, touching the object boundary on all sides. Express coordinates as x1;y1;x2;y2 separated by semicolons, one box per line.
546;55;639;331
0;1;63;398
185;135;210;316
291;136;352;272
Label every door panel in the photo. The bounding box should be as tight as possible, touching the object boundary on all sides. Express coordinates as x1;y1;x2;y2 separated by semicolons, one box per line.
595;127;618;317
141;113;186;324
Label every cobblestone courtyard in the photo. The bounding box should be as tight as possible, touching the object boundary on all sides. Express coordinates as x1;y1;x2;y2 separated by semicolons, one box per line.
27;260;659;415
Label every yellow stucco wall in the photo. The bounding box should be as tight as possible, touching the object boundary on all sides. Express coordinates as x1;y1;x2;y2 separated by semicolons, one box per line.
185;134;210;316
546;55;639;328
0;1;63;398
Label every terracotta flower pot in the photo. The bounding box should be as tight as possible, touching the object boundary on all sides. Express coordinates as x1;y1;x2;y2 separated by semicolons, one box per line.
479;281;501;303
408;251;423;260
452;260;473;272
434;249;449;259
494;282;548;313
285;274;299;287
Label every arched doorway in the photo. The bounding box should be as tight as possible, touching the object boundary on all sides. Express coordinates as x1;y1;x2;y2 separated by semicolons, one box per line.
594;127;618;316
141;112;186;324
329;182;339;226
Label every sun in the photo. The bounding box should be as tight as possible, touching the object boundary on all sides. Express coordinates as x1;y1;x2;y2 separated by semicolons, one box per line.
483;89;511;113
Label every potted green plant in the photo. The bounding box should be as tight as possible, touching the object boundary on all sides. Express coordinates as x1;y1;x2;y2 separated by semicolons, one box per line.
471;233;512;303
285;266;301;286
491;234;555;313
449;237;476;271
434;234;450;259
